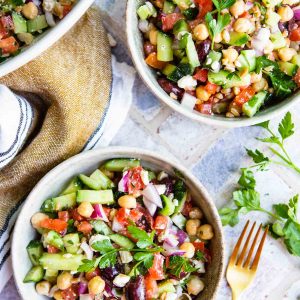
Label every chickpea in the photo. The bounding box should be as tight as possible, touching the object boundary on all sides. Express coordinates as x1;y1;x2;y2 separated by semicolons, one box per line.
189;207;203;219
88;276;105;295
251;72;262;84
57;272;73;290
233;18;252;33
179;242;195;258
278;6;294;22
252;77;268;92
149;29;158;45
193;24;209;41
198;224;214;240
222;48;239;63
230;0;245;17
196;86;211;101
22;2;38;20
187;275;205;295
31;212;49;229
264;40;274;55
17;32;34;45
186;219;201;236
36;281;51;296
77;201;94;218
53;290;64;300
118;195;137;209
278;47;297;62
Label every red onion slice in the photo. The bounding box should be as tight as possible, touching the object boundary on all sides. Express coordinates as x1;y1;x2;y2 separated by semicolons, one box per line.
142;184;163;208
143;196;157;216
78;282;88;295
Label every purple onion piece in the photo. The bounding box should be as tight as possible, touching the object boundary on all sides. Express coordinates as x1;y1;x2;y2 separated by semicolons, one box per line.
196;40;211;63
293;8;300;20
78;282;88;295
176;230;188;244
278;21;286;32
289;17;297;32
157;78;184;100
160;177;174;195
125;276;145;300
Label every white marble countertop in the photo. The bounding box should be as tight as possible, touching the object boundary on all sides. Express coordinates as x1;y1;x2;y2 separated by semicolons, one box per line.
2;0;300;299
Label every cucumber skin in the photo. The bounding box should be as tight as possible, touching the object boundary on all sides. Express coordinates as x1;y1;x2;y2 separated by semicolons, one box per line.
23;265;44;283
76;190;114;205
27;15;48;33
79;174;102;190
157;32;173;62
60;177;83;195
242;91;268;117
39;253;84;271
44;231;64;250
63;233;80;254
91;220;113;235
159;195;175;216
109;234;135;249
90;169;115;189
103;159;140;172
26;240;43;266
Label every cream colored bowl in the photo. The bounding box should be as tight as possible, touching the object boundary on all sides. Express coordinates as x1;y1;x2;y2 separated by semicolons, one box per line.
12;147;224;300
0;0;95;77
126;0;300;127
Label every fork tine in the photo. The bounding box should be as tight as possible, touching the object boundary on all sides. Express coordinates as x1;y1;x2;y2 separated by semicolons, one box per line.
244;224;262;268
229;220;250;265
251;226;269;270
236;221;256;266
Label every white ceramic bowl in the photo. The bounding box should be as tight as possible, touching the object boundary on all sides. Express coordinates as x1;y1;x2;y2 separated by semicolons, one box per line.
0;0;95;77
126;0;300;127
12;147;224;300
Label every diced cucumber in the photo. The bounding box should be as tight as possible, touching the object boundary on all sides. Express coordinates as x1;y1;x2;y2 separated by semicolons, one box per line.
77;190;114;205
158;280;176;295
171;213;187;229
270;32;286;49
173;180;187;214
208;70;229;85
43;231;64;250
60;177;83;195
63;233;80;254
204;50;222;72
174;49;185;59
163;64;177;76
159;195;175;216
41;199;55;213
44;269;58;283
109;234;135;249
79;174;102;190
12;12;27;34
23;265;45;283
242;91;268;117
90;220;113;235
208;70;251;88
183;7;199;20
137;2;157;20
278;61;298;76
27;15;48;33
103;159;140;172
292;54;300;67
26;240;43;266
52;193;76;211
90;169;115;189
157;31;173;62
39;253;84;271
163;1;175;14
228;32;249;46
181;33;200;68
173;19;189;39
165;62;193;82
237;50;256;72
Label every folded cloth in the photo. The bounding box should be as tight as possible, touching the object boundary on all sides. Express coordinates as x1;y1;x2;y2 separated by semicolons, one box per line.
0;7;118;292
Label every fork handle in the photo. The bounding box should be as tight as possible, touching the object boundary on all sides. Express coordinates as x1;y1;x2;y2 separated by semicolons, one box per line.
232;289;241;300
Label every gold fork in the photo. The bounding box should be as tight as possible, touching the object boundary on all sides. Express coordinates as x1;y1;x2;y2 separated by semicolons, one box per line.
226;221;269;300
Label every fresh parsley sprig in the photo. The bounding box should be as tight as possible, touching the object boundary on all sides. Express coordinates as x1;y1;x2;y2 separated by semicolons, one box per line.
247;112;300;174
168;255;198;278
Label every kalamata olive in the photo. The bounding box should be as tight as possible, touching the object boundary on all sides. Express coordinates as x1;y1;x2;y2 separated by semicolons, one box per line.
196;40;211;63
289;18;297;32
125;276;145;300
135;204;154;232
278;21;286;32
160;177;174;195
101;264;123;282
143;42;156;56
157;78;184;100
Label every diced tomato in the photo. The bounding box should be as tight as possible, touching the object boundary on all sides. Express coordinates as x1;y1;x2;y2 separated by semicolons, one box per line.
58;211;69;222
127;166;146;194
290;28;300;42
161;13;184;31
85;267;101;281
294;69;300;87
204;82;218;94
1;16;14;30
115;207;129;225
145;52;167;70
165;256;170;268
195;102;213;115
153;215;169;233
47;245;60;253
234;86;255;106
148;254;165;280
77;221;93;235
144;275;159;300
61;283;79;300
0;36;19;54
102;206;111;218
193;241;205;251
70;209;85;222
193;68;208;82
135;204;154;232
181;201;193;218
39;218;67;233
194;0;213;19
129;209;144;222
63;4;72;17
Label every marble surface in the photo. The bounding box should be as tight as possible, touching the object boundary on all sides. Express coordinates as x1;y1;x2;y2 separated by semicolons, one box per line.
2;0;300;299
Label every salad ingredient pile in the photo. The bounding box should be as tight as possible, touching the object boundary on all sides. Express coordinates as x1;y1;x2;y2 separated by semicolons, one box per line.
0;0;76;61
137;0;300;118
24;158;214;300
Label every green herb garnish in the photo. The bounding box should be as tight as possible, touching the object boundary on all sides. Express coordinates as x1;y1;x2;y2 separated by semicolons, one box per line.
168;255;197;277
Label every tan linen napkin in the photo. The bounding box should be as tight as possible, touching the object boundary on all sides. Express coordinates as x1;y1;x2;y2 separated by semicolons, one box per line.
0;7;112;230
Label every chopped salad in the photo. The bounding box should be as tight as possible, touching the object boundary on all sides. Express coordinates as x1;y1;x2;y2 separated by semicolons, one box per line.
24;158;214;300
0;0;76;61
137;0;300;118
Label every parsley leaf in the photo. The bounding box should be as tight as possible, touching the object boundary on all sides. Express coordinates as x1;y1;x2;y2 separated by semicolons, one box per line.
133;252;154;269
238;168;256;189
168;256;197;278
77;258;100;273
128;225;155;249
92;239;115;252
98;251;117;269
212;0;236;11
246;149;269;170
218;207;240;227
278;112;294;140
